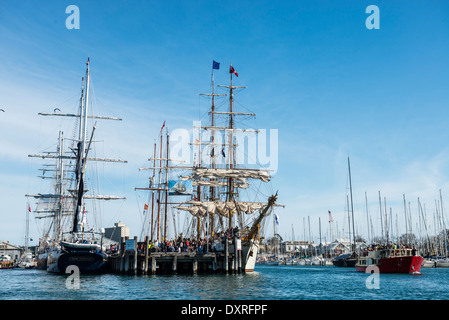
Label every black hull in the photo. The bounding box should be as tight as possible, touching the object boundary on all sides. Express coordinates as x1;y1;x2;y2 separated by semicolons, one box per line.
57;251;108;274
332;258;356;267
37;258;47;270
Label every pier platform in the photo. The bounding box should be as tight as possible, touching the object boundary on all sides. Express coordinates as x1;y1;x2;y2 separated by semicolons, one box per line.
108;236;244;275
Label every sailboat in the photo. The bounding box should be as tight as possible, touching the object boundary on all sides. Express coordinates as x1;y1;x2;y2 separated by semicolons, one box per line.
17;202;36;269
137;62;282;272
332;157;357;267
27;58;127;274
434;190;449;268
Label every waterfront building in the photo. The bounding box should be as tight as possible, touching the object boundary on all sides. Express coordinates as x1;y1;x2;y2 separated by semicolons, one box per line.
0;241;22;260
104;222;130;243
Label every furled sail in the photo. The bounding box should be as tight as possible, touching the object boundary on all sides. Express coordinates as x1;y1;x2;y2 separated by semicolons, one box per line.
181;168;271;184
176;200;267;217
192;180;249;189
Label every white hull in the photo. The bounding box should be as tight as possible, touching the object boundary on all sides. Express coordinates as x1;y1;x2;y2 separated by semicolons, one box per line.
17;262;35;269
242;239;259;272
436;259;449;268
422;259;436;268
324;259;334;266
17;252;36;269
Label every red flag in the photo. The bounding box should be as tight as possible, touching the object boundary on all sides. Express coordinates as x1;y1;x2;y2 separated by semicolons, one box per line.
28;203;31;213
229;65;238;77
161;121;166;133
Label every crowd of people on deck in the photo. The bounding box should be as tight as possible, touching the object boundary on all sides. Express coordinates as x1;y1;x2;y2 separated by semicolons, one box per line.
107;226;243;255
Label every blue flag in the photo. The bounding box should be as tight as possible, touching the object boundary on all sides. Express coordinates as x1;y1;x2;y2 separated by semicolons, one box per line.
213;60;220;70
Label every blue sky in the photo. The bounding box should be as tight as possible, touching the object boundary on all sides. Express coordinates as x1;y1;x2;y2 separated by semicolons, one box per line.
1;1;449;246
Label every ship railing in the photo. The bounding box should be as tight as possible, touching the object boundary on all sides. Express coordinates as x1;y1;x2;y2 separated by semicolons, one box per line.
389;249;413;257
61;231;103;244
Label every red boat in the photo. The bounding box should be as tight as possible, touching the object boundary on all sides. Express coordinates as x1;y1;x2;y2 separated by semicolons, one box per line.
355;248;423;274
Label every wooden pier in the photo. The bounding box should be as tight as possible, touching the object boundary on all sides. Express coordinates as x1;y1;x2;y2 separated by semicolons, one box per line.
108;236;244;275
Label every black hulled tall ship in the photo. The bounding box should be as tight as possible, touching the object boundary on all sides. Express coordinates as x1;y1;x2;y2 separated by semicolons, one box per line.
28;58;127;274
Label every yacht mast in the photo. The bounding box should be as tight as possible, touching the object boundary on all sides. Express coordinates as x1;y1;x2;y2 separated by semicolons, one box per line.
347;157;356;252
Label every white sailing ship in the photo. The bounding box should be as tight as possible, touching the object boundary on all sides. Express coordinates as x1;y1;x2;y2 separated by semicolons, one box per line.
137;62;282;272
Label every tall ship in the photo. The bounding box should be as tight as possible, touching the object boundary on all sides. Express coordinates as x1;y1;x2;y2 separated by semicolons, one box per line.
136;62;282;272
27;130;75;270
27;58;126;274
332;158;357;268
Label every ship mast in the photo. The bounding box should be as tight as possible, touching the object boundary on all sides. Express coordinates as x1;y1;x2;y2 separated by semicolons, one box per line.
228;65;235;230
55;130;64;239
73;58;91;234
28;58;127;240
136;123;189;242
174;62;283;244
217;63;247;230
199;62;226;238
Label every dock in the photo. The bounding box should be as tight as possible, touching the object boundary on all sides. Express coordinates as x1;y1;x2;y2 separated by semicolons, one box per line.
108;236;244;275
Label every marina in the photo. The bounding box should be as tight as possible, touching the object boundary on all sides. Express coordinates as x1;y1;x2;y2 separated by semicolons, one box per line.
1;0;449;307
12;59;438;278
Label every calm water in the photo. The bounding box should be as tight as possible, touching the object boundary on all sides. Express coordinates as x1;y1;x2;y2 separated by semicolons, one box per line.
1;265;449;300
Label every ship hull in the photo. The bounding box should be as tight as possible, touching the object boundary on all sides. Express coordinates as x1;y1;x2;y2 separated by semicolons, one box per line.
36;252;48;270
57;251;108;275
332;258;356;267
241;239;259;272
47;249;62;273
356;256;424;274
435;259;449;268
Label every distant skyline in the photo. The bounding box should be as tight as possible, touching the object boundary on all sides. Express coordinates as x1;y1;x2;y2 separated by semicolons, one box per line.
1;1;449;246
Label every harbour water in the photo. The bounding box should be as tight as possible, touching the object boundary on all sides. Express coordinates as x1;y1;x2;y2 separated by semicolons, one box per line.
2;264;449;301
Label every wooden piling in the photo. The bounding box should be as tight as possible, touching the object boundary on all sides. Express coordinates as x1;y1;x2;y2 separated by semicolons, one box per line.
172;255;177;274
120;237;125;273
133;236;138;275
224;237;229;272
192;257;198;274
151;256;157;275
144;236;149;274
233;235;238;273
124;236;130;273
238;247;242;273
